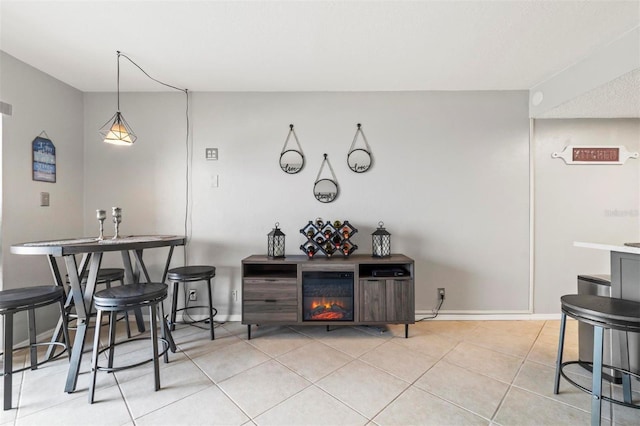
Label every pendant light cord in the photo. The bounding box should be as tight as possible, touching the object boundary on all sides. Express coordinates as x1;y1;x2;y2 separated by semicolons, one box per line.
116;52;120;111
116;51;191;265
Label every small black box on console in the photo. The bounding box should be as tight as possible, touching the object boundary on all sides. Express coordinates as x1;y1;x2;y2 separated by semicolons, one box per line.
371;268;407;277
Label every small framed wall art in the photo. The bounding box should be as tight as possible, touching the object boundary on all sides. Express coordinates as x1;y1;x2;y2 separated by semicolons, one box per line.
279;124;305;174
347;123;372;173
32;134;56;183
552;145;638;165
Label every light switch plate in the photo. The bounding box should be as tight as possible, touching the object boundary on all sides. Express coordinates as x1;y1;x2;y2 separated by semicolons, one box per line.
205;148;218;160
40;192;50;207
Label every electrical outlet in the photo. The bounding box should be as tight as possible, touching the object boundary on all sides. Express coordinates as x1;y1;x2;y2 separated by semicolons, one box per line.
438;288;445;300
189;289;197;301
231;290;238;302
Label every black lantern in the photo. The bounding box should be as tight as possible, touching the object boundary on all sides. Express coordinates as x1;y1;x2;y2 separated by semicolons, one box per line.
267;222;286;258
372;221;391;257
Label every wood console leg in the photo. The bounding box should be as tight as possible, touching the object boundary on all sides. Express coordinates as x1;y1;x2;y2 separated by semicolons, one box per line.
247;325;251;340
405;324;409;338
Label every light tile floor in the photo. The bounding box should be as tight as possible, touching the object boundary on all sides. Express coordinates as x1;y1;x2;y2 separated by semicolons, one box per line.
2;319;639;425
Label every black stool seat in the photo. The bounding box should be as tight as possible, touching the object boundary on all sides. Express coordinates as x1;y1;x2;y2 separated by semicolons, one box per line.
1;285;70;410
94;283;168;310
167;265;217;340
561;294;640;331
66;267;125;283
0;286;65;311
64;267;131;338
88;268;125;282
167;266;216;281
555;294;640;425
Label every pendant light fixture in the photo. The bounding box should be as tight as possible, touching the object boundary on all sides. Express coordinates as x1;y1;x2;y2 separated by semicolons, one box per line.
99;51;137;145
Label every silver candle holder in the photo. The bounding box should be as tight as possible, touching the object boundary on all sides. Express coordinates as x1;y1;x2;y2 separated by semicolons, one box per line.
96;209;106;240
112;207;122;239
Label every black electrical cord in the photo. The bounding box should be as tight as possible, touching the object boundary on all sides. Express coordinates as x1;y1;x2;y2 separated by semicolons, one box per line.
117;51;191;264
179;286;223;330
415;296;445;322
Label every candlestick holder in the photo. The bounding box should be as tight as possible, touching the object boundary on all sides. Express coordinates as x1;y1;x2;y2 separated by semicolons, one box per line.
96;209;106;240
112;207;122;239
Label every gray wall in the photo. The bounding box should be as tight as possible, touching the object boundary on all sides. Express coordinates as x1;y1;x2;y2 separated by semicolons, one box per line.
83;91;531;317
533;118;640;314
1;52;84;341
7;53;635;323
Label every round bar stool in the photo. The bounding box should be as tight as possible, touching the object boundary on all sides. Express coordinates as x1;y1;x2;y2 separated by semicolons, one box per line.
554;294;640;425
167;266;217;340
0;286;70;410
89;283;170;404
66;268;131;337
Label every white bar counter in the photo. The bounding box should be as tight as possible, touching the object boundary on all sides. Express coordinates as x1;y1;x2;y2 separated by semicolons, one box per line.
574;241;640;374
574;241;640;255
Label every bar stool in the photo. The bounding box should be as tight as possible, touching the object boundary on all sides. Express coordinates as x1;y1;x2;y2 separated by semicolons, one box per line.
66;268;131;337
167;266;217;340
89;283;171;404
1;286;70;410
554;294;640;425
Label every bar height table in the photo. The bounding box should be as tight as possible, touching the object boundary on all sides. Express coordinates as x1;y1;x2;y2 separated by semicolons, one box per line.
11;235;185;393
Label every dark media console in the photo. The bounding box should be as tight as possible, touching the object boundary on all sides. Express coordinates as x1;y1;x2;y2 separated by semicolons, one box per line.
241;254;415;339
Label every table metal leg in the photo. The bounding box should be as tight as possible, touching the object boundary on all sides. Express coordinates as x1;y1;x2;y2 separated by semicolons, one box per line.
65;321;88;393
45;255;67;360
121;250;146;332
161;246;175;283
133;249;152;284
63;253;102;393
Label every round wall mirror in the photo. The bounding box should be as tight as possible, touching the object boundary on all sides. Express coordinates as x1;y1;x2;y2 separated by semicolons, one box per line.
347;148;372;173
279;149;304;174
313;179;338;203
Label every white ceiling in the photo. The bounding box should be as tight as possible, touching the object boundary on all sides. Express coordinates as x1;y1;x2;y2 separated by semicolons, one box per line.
1;0;639;116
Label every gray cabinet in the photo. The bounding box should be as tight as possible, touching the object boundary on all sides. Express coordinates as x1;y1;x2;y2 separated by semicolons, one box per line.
241;254;414;338
360;278;414;323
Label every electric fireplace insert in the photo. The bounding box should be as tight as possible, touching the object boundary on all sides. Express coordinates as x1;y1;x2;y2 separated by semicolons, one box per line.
302;270;354;321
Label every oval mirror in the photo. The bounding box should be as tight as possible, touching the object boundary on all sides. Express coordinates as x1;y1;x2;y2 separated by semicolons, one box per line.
313;179;338;203
280;149;305;174
347;148;372;173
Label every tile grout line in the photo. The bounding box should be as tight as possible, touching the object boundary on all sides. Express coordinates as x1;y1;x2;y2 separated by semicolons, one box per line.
487;319;548;423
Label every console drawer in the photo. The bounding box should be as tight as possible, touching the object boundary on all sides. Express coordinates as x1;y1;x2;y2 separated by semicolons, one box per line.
243;279;297;301
243;299;298;323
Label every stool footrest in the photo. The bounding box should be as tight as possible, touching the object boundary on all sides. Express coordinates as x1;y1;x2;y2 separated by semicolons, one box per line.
559;360;640;410
94;337;170;373
0;342;68;375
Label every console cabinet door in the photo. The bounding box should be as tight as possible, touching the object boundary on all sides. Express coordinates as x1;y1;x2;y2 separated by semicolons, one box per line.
360;278;414;323
386;279;414;322
360;279;387;322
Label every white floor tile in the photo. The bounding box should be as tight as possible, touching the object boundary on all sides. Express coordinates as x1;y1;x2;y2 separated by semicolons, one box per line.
5;319;599;425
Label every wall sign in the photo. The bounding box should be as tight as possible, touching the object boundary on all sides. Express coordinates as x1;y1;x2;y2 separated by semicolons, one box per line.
552;145;638;165
32;135;56;182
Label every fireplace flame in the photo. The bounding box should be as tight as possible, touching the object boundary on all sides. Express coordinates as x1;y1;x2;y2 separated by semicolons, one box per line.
308;298;349;320
310;298;342;310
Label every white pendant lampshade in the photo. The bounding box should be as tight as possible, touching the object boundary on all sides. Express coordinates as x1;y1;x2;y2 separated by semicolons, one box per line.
100;111;137;145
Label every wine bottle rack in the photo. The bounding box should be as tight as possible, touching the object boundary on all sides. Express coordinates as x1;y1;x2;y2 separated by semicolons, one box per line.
299;219;358;258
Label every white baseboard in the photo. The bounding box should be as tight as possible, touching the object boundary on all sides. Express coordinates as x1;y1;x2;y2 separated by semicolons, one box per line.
415;310;561;321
